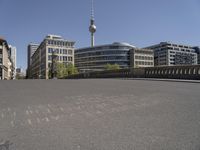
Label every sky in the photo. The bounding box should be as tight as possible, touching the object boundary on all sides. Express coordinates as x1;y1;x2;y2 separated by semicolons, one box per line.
0;0;200;70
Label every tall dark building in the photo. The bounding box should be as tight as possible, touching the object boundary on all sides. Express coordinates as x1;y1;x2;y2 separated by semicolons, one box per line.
27;43;39;78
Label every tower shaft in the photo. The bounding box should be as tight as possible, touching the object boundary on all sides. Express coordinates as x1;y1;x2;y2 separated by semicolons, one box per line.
91;33;95;47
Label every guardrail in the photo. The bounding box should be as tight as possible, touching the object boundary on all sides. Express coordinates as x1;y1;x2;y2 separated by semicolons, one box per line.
66;65;200;80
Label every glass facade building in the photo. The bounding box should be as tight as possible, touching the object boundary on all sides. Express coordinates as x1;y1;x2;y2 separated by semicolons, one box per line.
75;42;135;72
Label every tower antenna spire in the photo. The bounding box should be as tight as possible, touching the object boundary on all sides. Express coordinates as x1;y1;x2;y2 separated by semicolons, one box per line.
91;0;94;20
89;0;96;47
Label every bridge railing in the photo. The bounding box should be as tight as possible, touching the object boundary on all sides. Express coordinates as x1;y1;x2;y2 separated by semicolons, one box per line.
65;65;200;80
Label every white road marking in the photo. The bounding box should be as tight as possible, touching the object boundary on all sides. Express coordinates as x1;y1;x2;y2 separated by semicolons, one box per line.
55;116;59;120
35;110;39;114
7;107;11;112
77;106;81;110
26;110;29;115
47;108;51;114
1;113;4;119
27;119;32;125
13;112;16;117
96;110;102;114
45;117;49;122
29;110;33;114
11;121;14;127
60;107;64;112
51;115;59;121
36;118;41;123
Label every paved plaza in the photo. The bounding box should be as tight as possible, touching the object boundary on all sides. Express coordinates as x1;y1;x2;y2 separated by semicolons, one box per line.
0;79;200;150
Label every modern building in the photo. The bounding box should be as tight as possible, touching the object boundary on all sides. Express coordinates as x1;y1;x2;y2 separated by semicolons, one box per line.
0;38;13;80
30;35;75;79
9;45;17;79
130;48;154;68
27;43;39;78
193;46;200;64
16;68;21;74
75;42;136;72
145;42;197;66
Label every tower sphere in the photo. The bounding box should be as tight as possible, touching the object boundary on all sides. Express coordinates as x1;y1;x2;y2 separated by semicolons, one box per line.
89;24;96;33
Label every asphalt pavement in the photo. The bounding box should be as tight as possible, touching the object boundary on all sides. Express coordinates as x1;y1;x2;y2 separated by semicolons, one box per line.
0;79;200;150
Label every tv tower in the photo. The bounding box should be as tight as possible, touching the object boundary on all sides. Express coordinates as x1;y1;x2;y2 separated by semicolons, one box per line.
89;0;96;47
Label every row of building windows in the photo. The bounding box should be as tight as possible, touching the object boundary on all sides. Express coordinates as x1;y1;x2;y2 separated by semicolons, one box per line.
77;61;129;67
135;55;153;60
47;40;73;47
135;61;153;66
77;46;131;53
76;50;128;58
48;55;73;62
48;48;73;55
76;56;128;62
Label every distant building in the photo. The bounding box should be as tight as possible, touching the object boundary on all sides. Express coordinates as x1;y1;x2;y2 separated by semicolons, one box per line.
130;48;154;68
16;68;21;74
27;43;39;78
75;42;135;72
193;46;200;64
0;38;13;80
145;42;197;66
9;45;17;79
30;35;75;79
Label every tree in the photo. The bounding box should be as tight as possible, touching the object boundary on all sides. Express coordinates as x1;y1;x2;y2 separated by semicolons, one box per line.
16;73;26;80
105;63;121;71
50;63;78;79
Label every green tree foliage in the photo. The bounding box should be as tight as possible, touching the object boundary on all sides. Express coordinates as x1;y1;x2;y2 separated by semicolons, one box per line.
16;73;26;80
105;64;121;70
50;63;78;79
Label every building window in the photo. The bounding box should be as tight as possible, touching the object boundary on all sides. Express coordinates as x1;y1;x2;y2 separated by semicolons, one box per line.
60;49;62;54
0;49;2;54
63;56;67;61
68;57;73;61
48;55;52;61
56;49;59;54
48;48;53;53
0;58;2;63
68;50;73;55
63;49;67;54
60;56;63;61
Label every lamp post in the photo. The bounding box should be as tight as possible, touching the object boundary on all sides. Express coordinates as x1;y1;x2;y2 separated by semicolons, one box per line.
51;49;58;79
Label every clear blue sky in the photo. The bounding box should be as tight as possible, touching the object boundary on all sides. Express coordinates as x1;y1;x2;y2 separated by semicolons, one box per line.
0;0;200;69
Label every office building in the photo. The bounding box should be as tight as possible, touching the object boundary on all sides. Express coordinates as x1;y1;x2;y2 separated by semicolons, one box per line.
130;48;154;68
27;43;39;78
9;45;17;79
145;42;197;66
193;46;200;64
31;35;75;79
0;38;13;80
75;42;135;72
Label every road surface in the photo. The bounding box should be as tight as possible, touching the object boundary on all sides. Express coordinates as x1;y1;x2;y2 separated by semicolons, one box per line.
0;79;200;150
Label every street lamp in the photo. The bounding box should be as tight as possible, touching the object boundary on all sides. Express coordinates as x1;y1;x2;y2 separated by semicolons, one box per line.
51;49;58;79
